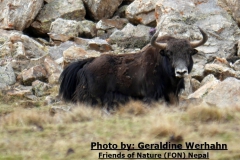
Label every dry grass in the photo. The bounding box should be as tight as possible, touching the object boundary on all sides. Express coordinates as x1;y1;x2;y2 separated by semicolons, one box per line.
0;95;240;160
186;105;234;122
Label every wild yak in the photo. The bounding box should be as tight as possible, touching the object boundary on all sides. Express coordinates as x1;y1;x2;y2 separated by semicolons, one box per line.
59;27;208;108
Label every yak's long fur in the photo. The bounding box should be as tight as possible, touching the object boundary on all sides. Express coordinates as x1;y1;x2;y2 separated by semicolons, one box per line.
59;41;187;107
59;28;208;108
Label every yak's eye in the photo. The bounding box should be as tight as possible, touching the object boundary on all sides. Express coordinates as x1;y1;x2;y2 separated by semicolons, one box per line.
160;50;172;57
160;50;165;56
166;51;173;57
190;49;198;55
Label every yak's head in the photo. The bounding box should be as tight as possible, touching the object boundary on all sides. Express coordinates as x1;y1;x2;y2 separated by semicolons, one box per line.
151;27;208;78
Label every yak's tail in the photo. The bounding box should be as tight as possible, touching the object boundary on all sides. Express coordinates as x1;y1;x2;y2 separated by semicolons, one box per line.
59;58;95;102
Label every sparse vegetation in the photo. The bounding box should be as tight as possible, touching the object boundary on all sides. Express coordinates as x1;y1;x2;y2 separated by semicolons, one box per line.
0;95;240;160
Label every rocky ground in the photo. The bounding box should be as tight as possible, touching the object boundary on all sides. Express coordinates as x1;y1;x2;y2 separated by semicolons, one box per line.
0;0;240;107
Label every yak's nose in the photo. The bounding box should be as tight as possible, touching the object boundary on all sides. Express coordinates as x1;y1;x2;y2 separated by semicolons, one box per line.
175;68;188;78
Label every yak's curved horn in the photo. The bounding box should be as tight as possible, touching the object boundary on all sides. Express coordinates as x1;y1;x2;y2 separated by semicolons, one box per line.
190;27;208;48
150;29;167;50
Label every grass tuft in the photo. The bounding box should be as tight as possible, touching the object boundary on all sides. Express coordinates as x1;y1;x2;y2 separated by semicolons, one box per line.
186;105;234;123
118;100;148;116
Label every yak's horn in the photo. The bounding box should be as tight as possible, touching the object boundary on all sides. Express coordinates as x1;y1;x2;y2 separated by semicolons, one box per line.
150;29;167;50
190;27;208;48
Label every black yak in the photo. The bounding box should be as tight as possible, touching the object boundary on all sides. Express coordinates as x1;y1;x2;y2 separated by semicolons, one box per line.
59;28;208;107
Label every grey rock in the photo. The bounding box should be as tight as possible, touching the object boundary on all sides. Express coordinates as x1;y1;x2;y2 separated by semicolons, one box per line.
218;0;240;26
49;41;77;60
44;56;62;84
180;76;192;98
31;0;85;35
238;40;240;56
233;59;240;71
96;18;128;30
204;77;240;108
63;46;100;67
188;78;220;99
108;23;151;48
190;63;205;81
6;85;33;98
114;5;128;18
126;0;160;26
49;18;79;42
78;20;97;38
21;65;48;86
191;78;201;92
1;31;47;59
0;63;16;89
200;74;217;87
0;0;44;31
82;0;122;21
96;18;128;39
88;38;113;52
32;80;51;97
204;63;236;80
155;0;240;62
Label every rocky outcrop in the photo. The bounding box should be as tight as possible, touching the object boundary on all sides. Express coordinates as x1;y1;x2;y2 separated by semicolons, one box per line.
0;63;16;89
233;60;240;71
218;0;240;26
79;20;97;38
0;31;47;60
0;0;44;31
82;0;123;21
32;80;51;97
44;56;62;84
204;77;240;108
31;0;86;35
21;65;48;86
63;46;100;67
155;0;240;61
204;63;240;80
108;23;151;48
0;0;239;108
49;18;79;43
188;78;220;99
96;18;128;39
126;0;159;26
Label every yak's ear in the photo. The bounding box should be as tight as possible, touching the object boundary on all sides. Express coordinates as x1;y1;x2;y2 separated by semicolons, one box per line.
160;50;166;56
191;49;198;55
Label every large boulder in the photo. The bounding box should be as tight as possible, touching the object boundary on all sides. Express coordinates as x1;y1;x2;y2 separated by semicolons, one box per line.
78;20;97;38
32;80;51;97
204;63;239;80
108;23;151;48
126;0;160;26
218;0;240;26
49;18;79;42
0;63;16;89
5;32;47;59
82;0;123;21
31;0;85;35
87;38;113;52
204;77;240;108
155;0;240;62
63;46;100;67
233;60;240;71
188;78;220;99
21;65;48;86
44;56;62;84
96;18;128;39
0;0;44;31
49;41;77;60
